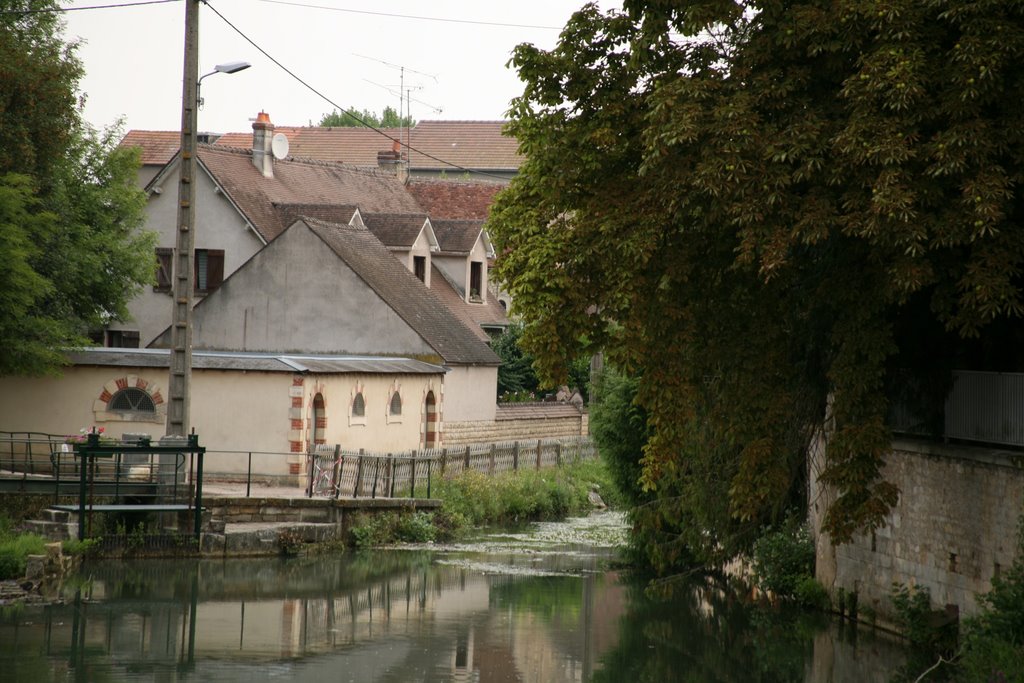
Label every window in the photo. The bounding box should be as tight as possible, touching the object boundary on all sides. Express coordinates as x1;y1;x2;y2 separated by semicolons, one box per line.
109;387;156;414
107;330;140;348
414;255;426;282
469;261;482;301
155;248;173;291
195;249;225;293
352;392;365;417
389;392;402;416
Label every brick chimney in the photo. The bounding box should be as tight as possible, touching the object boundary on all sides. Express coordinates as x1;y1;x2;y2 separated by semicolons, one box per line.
252;111;274;178
377;139;408;182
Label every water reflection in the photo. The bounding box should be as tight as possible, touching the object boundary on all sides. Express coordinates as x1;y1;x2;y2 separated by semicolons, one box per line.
0;536;909;681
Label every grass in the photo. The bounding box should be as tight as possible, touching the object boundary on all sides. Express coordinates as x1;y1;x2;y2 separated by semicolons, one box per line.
344;457;622;548
0;514;47;580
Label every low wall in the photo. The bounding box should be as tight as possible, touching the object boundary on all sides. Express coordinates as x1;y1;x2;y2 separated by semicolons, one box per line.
812;436;1024;621
444;403;587;446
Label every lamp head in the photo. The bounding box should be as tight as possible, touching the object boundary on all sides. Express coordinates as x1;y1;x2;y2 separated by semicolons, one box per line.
215;61;251;75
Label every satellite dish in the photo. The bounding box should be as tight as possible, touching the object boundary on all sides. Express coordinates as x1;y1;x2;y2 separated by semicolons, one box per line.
271;133;289;160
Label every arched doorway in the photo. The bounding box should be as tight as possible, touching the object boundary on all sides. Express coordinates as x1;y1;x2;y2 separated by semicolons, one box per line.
424;391;437;448
313;393;326;445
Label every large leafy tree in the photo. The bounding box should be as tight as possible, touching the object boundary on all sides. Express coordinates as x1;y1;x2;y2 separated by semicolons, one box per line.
488;0;1024;567
0;1;152;376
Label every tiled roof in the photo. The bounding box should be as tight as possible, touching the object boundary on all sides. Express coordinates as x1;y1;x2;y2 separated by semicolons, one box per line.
405;180;505;220
432;219;484;254
215;127;404;166
274;203;359;227
196;145;424;242
362;212;430;249
120;130;180;165
303;219;500;366
216;120;521;171
428;266;509;342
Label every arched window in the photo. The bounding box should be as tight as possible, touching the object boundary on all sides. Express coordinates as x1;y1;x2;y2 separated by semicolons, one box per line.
312;393;326;445
109;387;156;414
389;392;402;416
352;392;365;417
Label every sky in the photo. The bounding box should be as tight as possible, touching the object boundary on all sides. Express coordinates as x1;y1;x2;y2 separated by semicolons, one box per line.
61;0;620;136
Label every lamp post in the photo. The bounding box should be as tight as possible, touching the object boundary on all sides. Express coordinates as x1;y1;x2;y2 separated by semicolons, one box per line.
166;0;249;437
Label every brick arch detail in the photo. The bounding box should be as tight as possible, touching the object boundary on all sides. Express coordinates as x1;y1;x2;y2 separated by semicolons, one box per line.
92;375;166;423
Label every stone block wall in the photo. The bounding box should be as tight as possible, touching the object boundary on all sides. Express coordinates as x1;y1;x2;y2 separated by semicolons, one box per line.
444;416;585;446
813;437;1024;620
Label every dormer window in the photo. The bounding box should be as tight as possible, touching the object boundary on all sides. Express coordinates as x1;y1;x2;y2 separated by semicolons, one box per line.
414;255;426;282
469;261;483;302
195;249;225;294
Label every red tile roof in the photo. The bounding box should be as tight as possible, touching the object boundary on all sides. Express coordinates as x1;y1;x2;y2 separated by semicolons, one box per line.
120;130;180;165
405;180;505;220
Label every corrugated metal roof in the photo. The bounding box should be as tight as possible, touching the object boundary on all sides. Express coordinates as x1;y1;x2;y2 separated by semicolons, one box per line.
65;348;446;375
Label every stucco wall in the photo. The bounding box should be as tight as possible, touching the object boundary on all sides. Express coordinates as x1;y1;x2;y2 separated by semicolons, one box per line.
811;437;1024;620
113;168;265;346
189;225;435;356
0;365;444;478
441;365;497;424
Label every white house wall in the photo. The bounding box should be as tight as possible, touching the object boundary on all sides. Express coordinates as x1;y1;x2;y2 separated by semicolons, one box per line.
442;365;497;423
433;239;489;304
112;167;265;347
190;226;436;357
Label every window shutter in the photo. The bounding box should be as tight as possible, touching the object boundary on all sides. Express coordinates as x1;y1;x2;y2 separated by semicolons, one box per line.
207;250;225;290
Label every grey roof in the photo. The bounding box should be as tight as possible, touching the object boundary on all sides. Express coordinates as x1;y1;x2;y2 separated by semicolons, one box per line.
65;348;447;375
431;219;484;254
362;212;430;249
302;218;501;366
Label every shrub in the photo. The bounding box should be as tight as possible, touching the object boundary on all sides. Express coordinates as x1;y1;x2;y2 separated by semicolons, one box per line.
793;577;830;610
394;512;436;543
751;524;815;599
891;583;935;647
0;534;48;580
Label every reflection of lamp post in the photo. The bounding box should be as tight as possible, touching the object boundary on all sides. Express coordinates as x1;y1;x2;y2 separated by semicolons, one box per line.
166;0;250;437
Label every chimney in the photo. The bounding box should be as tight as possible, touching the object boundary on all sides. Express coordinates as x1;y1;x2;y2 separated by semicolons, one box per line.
252;111;274;178
377;139;408;183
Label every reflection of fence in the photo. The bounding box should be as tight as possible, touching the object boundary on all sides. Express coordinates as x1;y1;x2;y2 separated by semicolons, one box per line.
890;370;1024;448
306;436;597;499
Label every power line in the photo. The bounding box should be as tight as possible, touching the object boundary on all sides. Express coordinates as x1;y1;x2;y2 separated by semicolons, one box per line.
206;2;512;181
0;0;180;15
255;0;562;31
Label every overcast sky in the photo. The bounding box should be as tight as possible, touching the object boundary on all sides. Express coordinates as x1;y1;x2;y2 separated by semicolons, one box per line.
61;0;619;136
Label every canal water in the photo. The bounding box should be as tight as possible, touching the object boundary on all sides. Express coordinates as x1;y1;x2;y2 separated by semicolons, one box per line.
0;512;909;682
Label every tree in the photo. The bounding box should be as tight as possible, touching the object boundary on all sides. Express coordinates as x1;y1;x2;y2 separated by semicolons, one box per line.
318;106;414;128
0;1;153;376
487;1;1024;566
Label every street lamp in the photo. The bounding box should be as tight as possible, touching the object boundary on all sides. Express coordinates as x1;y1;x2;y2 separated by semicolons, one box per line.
198;61;251;108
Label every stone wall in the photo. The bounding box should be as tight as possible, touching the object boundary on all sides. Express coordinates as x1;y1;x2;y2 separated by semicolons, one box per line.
812;437;1024;621
443;405;587;446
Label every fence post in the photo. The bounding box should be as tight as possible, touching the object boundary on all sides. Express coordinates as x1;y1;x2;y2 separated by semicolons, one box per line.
331;445;341;499
371;454;380;499
410;454;417;498
513;442;519;471
305;448;315;498
355;453;364;499
440;448;447;476
464;446;471;470
246;452;252;498
388;454;395;498
488;444;496;476
556;442;562;467
427;459;432;498
536;440;542;470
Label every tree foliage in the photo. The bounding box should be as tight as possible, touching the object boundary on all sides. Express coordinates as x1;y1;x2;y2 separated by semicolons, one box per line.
0;1;153;376
318;106;414;128
492;322;591;401
487;0;1024;563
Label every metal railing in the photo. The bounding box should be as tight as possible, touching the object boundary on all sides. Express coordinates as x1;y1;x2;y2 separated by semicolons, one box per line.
890;370;1024;448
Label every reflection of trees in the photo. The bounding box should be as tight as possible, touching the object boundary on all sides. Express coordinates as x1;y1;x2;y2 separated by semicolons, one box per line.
592;574;825;683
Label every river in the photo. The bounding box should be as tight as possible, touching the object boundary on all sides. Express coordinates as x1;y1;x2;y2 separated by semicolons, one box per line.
0;512;910;681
